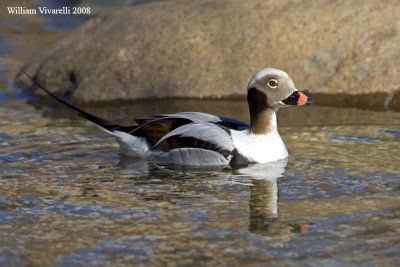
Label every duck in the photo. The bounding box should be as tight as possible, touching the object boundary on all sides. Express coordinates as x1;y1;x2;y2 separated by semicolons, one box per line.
24;68;312;166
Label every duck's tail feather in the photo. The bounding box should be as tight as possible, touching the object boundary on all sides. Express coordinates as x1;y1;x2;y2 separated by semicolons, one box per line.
22;70;138;134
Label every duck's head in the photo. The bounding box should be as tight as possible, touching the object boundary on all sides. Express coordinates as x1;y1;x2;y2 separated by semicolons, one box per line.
247;68;312;110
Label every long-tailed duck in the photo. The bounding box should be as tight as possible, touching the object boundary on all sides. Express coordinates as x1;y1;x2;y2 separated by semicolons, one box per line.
25;68;312;166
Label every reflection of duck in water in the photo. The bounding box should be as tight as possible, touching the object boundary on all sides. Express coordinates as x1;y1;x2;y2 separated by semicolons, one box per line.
25;68;311;166
118;157;309;238
246;161;309;237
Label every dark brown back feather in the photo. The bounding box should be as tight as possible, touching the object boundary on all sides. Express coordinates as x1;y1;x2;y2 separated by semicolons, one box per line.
138;118;192;146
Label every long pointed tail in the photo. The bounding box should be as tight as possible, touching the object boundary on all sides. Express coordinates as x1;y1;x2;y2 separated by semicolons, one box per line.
22;70;128;132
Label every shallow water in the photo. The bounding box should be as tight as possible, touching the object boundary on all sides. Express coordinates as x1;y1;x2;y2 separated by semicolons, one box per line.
2;96;400;267
1;3;400;267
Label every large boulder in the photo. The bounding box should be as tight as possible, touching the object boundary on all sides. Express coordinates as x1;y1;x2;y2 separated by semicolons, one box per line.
17;0;400;109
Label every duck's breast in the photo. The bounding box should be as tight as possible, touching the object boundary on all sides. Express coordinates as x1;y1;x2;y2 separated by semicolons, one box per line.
230;130;288;163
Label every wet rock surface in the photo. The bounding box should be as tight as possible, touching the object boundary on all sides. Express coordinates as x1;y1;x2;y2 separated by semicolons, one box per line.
16;0;400;109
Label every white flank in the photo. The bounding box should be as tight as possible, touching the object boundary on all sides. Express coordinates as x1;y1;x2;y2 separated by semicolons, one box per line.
151;148;230;166
112;130;151;157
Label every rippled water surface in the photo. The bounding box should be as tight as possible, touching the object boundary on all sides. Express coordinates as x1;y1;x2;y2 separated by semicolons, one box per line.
1;3;400;266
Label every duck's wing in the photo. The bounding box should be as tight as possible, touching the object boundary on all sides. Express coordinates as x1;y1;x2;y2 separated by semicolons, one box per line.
128;112;248;146
133;112;220;125
150;122;235;165
134;112;248;129
155;122;234;151
171;112;249;130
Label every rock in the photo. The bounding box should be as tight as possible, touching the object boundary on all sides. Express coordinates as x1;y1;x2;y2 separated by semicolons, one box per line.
17;0;400;109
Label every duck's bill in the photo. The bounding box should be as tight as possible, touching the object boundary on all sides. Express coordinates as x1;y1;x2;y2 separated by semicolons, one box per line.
282;91;313;106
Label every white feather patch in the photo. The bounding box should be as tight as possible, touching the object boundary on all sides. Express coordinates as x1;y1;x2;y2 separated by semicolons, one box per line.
113;130;152;157
230;129;288;163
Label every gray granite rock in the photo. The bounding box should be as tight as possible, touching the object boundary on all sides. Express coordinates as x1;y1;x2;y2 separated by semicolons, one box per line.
17;0;400;109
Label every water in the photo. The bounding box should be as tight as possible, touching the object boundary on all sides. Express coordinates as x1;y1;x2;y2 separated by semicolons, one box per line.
1;3;400;266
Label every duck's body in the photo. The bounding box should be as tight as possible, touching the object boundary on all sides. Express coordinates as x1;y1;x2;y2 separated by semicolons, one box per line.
110;111;287;166
26;68;311;166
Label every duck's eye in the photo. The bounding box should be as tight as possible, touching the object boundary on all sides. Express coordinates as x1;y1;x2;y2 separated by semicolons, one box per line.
268;79;278;88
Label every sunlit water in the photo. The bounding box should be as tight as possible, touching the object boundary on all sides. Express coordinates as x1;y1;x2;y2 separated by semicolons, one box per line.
1;2;400;266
